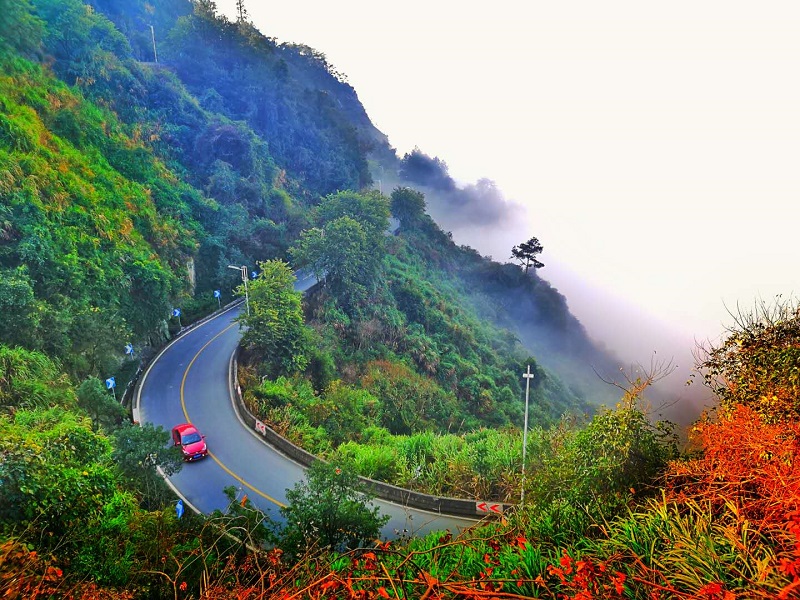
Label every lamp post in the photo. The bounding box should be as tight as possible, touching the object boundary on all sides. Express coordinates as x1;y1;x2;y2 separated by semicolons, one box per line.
521;364;534;505
227;264;250;315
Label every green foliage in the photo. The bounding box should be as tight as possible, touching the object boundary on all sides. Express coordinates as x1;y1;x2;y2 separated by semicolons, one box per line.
237;259;311;376
111;422;184;510
279;461;389;556
290;191;390;315
77;376;126;431
332;441;403;481
360;359;460;435
0;406;144;584
32;0;132;85
314;190;391;241
523;403;677;533
0;0;44;56
160;3;375;195
0;344;73;410
569;405;677;503
0;3;647;591
697;296;800;423
308;380;379;446
390;186;427;226
306;342;336;392
0;55;195;375
291;219;368;310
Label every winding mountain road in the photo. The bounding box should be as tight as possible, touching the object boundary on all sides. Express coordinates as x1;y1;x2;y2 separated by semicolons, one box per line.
134;292;477;539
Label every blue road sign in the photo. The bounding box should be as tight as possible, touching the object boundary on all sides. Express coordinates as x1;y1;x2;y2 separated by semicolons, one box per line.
124;343;134;355
176;499;184;519
251;271;257;279
105;377;116;390
172;308;181;317
213;289;221;298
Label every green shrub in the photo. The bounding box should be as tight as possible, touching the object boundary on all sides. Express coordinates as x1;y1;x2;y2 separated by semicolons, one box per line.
333;441;404;481
278;462;389;557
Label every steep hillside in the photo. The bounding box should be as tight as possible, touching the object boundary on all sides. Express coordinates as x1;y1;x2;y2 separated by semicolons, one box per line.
0;55;202;377
1;0;620;407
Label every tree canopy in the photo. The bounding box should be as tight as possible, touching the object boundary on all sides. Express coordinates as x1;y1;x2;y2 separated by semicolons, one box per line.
511;237;545;273
237;259;311;376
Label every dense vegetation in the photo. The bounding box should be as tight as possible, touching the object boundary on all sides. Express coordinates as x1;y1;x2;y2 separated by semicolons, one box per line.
236;191;601;499
4;300;800;598
3;0;798;598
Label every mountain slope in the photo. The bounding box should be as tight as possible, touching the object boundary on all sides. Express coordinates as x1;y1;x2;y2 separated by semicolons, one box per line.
1;0;620;412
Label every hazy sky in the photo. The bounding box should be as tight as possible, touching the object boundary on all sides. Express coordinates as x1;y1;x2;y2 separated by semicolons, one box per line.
216;0;800;366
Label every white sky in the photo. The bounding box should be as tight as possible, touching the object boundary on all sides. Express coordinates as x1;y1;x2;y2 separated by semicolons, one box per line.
216;0;800;364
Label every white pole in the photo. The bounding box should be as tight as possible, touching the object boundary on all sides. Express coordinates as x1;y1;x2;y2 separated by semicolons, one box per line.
150;25;158;63
228;265;251;315
521;364;534;505
241;265;250;316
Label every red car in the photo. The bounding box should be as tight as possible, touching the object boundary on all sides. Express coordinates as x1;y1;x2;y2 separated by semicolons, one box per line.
171;423;208;461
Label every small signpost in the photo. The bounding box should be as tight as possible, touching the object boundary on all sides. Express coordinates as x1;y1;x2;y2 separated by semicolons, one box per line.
124;343;134;357
172;307;182;328
105;376;116;401
176;499;184;519
213;289;221;309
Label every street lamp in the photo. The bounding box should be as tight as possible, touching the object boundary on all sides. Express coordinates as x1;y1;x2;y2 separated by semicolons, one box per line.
227;264;250;315
521;364;534;505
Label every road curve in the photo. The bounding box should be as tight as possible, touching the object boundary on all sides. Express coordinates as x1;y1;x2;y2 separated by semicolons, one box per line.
135;301;478;539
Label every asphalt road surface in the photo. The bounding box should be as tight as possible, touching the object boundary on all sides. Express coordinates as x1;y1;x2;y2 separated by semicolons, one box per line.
135;300;478;540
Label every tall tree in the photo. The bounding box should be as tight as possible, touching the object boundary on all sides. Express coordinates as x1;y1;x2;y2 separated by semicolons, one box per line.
291;191;389;314
112;422;183;510
237;259;310;377
290;217;378;313
511;237;545;273
390;186;426;226
235;0;248;22
314;190;390;243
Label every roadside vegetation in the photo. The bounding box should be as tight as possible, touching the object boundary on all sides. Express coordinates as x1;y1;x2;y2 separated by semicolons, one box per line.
5;298;799;598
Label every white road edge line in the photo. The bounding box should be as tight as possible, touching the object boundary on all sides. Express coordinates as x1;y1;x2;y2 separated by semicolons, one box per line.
134;302;242;516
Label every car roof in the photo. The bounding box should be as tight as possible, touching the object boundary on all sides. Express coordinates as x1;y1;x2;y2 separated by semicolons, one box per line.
173;423;199;434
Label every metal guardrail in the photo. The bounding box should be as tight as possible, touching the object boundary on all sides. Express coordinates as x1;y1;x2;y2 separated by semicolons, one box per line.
230;347;513;519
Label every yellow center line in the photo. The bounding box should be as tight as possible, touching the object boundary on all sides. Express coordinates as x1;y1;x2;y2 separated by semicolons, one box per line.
180;324;286;508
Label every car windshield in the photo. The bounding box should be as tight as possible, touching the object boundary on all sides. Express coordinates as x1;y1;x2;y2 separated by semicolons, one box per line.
181;432;202;445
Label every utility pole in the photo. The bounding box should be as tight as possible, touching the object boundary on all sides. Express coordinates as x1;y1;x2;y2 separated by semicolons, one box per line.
228;265;250;315
521;365;534;505
150;25;158;63
241;265;250;316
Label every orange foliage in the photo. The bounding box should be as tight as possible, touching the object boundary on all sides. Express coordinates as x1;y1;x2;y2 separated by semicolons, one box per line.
664;404;800;596
543;550;627;599
0;539;63;599
665;405;800;527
